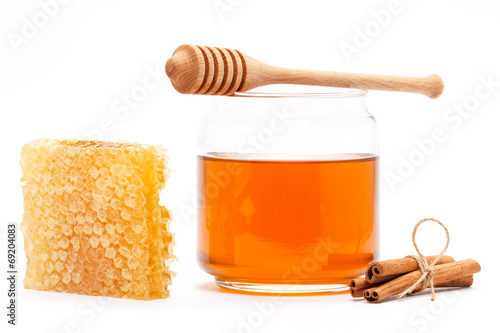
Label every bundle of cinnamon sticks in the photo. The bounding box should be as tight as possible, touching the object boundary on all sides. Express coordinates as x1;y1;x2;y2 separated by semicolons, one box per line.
350;255;481;303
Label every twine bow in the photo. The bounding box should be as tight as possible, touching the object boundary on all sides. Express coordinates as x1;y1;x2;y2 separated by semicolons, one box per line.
397;218;450;301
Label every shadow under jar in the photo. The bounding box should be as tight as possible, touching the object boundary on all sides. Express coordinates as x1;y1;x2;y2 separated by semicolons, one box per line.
197;86;378;294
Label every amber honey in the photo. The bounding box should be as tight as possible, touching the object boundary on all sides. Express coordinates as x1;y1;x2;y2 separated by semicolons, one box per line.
198;153;378;288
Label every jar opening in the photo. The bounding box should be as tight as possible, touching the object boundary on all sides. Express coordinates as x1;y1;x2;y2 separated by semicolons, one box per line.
232;85;367;98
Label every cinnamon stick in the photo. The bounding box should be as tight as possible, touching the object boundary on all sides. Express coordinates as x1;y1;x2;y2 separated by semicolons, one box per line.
351;274;409;290
413;275;473;293
349;278;383;297
439;275;473;288
350;276;474;298
363;259;481;303
350;284;382;298
349;277;371;290
365;255;455;283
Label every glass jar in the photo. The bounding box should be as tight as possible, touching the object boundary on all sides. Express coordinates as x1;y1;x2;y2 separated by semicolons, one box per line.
197;86;378;294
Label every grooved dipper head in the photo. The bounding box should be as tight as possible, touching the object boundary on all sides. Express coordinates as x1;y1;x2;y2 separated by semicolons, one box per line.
165;44;247;95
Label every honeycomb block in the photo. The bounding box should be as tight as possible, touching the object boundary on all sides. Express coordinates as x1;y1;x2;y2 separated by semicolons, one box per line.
20;139;174;300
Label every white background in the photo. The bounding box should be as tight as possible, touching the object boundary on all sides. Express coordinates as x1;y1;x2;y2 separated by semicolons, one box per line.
1;0;499;332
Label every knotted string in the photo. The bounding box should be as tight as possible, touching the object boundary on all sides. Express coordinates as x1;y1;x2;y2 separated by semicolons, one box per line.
397;218;450;301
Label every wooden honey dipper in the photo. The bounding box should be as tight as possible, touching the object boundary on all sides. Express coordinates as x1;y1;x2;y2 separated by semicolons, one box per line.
165;44;444;98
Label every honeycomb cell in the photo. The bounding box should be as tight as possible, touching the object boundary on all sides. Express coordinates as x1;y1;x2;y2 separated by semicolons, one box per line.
20;139;174;300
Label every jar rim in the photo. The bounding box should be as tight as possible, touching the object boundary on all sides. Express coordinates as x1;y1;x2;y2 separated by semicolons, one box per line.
231;87;367;98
